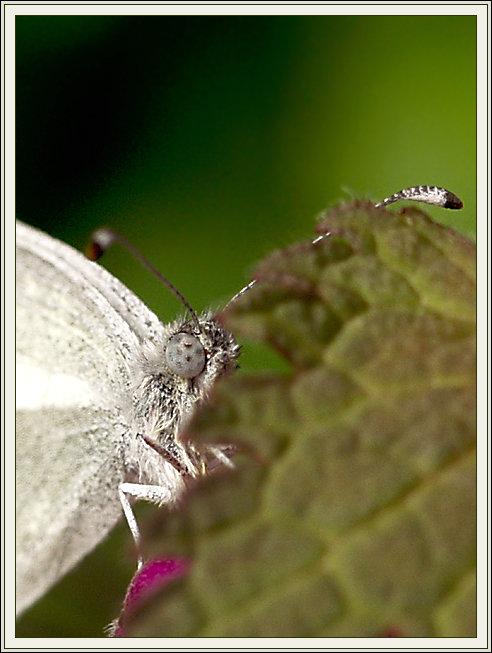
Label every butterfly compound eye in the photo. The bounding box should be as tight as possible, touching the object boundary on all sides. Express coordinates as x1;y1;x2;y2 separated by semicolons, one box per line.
166;333;206;379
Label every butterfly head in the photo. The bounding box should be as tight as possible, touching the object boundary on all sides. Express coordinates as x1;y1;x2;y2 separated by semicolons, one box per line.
165;312;240;391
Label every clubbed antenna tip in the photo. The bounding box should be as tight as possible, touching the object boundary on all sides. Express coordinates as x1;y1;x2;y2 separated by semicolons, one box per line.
85;227;116;261
375;185;463;210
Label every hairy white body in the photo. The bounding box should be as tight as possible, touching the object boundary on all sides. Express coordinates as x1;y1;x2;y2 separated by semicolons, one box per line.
16;221;239;616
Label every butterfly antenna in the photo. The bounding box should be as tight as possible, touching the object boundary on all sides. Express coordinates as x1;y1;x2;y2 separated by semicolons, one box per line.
86;227;201;332
223;185;463;310
222;279;258;311
374;185;463;209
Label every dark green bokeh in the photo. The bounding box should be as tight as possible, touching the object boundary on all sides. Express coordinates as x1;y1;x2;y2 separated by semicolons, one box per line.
15;14;476;637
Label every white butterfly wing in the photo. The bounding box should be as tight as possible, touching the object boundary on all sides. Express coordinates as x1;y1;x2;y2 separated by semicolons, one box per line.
16;221;165;615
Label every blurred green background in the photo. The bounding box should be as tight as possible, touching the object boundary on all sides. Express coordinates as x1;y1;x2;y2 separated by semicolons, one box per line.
16;14;476;637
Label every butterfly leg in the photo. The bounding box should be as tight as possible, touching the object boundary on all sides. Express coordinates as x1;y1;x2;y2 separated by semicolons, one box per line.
119;482;176;570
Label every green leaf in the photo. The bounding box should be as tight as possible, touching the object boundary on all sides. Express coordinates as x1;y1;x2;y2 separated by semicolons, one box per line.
127;201;476;637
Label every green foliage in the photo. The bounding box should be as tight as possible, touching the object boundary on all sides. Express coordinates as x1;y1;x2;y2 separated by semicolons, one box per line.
125;202;476;637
